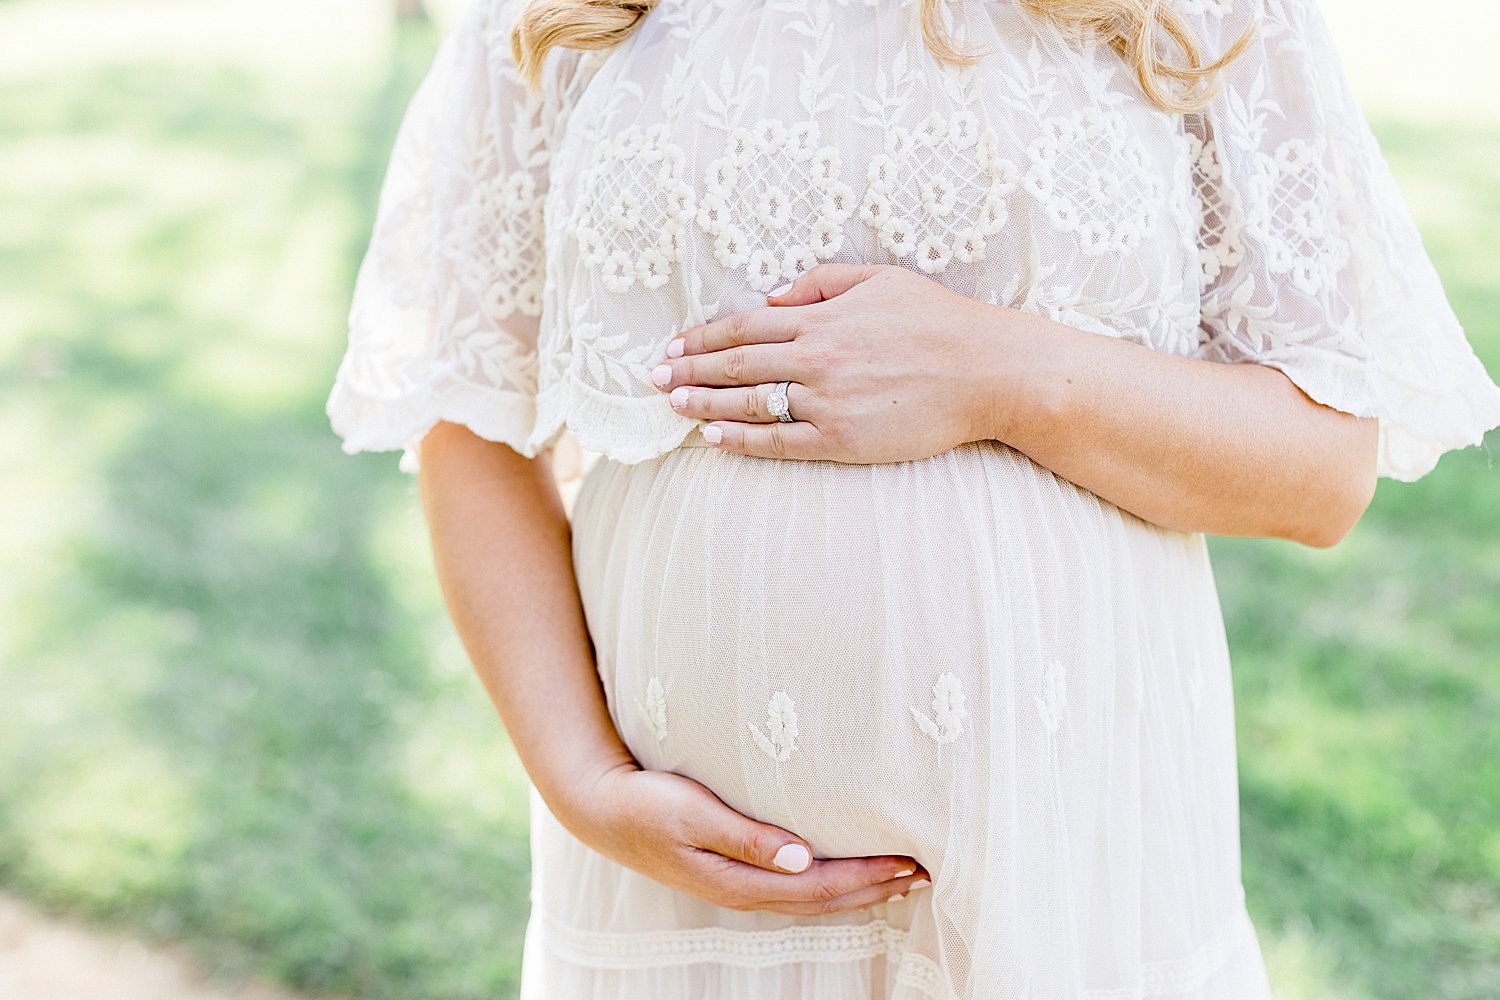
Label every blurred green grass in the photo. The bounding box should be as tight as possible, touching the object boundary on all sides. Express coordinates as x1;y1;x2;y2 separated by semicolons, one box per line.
0;2;1496;999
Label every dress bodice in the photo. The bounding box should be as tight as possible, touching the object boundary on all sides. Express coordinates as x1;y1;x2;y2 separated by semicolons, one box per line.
326;0;1500;478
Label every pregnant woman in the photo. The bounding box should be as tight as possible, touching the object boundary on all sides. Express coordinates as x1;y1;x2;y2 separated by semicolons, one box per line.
326;0;1500;996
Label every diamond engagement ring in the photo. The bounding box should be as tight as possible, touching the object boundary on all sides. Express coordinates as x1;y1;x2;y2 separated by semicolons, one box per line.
767;381;796;422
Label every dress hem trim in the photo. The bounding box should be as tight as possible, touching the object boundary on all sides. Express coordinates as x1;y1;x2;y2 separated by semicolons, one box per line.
529;900;1261;999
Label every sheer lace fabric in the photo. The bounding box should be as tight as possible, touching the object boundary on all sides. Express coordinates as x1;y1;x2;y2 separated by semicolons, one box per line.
325;0;1500;996
326;0;1500;480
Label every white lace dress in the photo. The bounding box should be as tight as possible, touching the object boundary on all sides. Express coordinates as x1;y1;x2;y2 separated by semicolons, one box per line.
325;0;1500;997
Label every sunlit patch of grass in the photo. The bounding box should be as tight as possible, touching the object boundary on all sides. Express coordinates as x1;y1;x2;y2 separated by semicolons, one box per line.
1259;912;1375;1000
1214;115;1500;997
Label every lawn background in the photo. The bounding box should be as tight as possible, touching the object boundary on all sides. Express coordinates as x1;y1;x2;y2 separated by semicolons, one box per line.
1;1;1496;998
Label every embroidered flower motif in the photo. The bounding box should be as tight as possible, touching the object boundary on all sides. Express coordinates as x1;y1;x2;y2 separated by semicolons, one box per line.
911;672;967;763
447;168;547;319
443;302;539;391
749;690;799;764
1035;659;1067;734
1250;138;1349;295
573;123;694;294
1187;131;1245;284
694;118;856;291
1023;108;1163;256
859;111;1017;274
636;676;668;742
571;312;660;392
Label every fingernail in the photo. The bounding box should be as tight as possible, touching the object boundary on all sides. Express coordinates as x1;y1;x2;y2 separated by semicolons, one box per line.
651;364;672;387
667;338;685;358
894;869;915;878
910;878;932;890
702;424;723;445
773;844;810;873
767;280;794;298
887;893;905;902
670;386;690;409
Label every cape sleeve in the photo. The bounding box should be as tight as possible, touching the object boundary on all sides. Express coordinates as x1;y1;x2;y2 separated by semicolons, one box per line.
325;0;555;474
1186;0;1500;481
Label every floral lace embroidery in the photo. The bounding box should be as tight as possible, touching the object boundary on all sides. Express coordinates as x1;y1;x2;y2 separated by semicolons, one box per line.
1186;131;1245;284
1023;108;1164;256
573;123;695;293
330;0;1500;484
568;301;660;393
749;690;799;765
447;166;547;319
859;111;1018;274
695;119;856;291
1035;658;1068;734
1251;138;1350;295
636;676;668;742
911;672;967;763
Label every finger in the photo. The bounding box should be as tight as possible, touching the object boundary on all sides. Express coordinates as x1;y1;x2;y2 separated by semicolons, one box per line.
668;381;817;425
696;851;930;917
651;342;798;391
684;848;928;912
704;418;824;460
766;261;887;306
673;305;798;357
769;869;935;916
683;806;816;874
776;857;930;906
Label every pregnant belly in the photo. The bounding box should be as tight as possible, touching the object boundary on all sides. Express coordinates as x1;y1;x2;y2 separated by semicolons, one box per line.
568;437;1228;862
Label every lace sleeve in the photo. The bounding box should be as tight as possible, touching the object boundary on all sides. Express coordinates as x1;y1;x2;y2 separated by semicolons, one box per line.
325;0;552;474
1188;0;1500;481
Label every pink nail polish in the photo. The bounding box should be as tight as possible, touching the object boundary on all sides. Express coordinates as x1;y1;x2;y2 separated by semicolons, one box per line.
702;425;723;445
670;386;690;408
767;280;794;298
894;869;914;878
910;878;932;890
667;338;685;358
651;364;672;387
773;844;810;873
887;893;905;902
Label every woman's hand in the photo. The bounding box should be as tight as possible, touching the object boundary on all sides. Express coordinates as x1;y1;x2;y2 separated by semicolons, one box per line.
650;262;1038;463
562;762;931;916
648;261;1374;543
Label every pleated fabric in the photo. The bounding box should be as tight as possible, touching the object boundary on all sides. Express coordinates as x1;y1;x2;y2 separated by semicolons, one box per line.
519;432;1276;999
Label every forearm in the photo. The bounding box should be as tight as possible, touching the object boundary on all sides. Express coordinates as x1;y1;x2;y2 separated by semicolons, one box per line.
417;421;635;831
976;309;1379;547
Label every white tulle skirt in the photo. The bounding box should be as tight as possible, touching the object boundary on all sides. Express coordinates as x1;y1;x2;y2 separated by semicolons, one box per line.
518;431;1276;1000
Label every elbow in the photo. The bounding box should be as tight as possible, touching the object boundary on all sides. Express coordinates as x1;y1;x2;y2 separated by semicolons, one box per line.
1295;452;1378;550
1297;483;1372;548
1288;411;1380;549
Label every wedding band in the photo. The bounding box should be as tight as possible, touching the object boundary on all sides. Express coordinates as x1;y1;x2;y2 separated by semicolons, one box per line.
767;381;795;422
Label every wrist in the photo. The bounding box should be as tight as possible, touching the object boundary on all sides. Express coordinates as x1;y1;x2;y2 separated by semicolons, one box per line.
534;745;640;840
967;304;1069;445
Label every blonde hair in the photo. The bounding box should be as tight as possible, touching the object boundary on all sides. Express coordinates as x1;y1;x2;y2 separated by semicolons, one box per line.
511;0;1255;115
